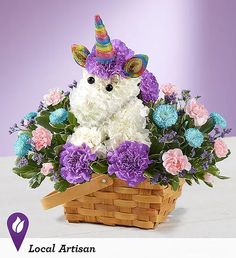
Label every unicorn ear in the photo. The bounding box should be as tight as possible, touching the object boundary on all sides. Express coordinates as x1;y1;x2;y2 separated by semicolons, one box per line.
123;54;149;78
71;44;90;67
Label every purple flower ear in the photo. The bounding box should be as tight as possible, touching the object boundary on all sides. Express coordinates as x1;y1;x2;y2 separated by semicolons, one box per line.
123;54;149;78
71;44;90;67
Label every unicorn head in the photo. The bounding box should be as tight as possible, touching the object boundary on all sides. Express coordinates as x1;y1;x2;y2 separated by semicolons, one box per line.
70;15;159;127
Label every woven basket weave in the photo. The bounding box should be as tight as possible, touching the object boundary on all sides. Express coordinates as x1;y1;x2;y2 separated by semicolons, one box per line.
42;174;184;229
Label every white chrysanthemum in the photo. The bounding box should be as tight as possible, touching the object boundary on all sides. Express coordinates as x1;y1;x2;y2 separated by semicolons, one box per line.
105;98;150;149
69;126;107;157
70;69;140;126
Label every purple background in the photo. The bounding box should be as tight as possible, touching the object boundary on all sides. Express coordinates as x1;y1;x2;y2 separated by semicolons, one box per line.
0;0;235;156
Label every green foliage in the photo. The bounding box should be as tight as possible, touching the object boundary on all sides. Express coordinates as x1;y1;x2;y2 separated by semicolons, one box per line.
171;179;179;191
90;160;108;174
29;173;45;188
54;180;70;192
199;118;215;134
36;115;62;133
68;112;77;125
13;165;40;179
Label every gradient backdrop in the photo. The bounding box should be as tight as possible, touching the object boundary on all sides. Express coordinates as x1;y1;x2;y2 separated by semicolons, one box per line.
0;0;235;156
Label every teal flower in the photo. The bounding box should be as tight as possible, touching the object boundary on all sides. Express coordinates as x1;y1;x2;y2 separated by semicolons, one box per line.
210;112;227;129
153;104;178;128
24;112;37;121
185;128;204;148
49;108;68;125
14;133;31;156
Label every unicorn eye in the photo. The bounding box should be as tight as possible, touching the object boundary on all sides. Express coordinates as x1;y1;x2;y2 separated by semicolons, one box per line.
106;84;113;92
87;77;95;84
137;82;141;86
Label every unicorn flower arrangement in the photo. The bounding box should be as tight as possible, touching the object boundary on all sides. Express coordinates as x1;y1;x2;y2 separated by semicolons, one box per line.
11;15;231;193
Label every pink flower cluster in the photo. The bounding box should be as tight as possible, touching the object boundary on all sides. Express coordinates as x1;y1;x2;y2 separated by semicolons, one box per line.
185;98;209;126
214;138;228;158
41;163;53;176
162;148;191;175
161;83;178;96
32;127;52;151
43;89;64;107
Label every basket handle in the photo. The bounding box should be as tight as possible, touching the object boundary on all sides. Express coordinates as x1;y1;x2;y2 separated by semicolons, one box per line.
41;174;113;210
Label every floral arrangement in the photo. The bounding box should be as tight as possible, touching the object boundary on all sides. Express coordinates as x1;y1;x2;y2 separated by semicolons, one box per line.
10;15;231;192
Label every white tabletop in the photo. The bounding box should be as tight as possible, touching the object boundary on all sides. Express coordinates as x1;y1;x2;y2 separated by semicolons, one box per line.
0;137;235;238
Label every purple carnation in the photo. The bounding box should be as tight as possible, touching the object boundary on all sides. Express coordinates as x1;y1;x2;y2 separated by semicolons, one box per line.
107;141;152;187
86;39;134;80
140;70;159;103
59;143;97;184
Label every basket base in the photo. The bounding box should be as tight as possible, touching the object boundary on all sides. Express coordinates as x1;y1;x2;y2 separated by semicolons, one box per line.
63;177;184;229
64;200;177;229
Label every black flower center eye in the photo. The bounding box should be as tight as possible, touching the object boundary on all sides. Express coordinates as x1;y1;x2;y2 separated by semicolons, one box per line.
106;84;113;92
87;77;95;84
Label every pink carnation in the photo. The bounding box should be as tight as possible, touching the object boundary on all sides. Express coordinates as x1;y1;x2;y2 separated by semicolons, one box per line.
162;148;191;175
204;173;214;184
43;89;64;107
41;163;53;176
161;83;178;96
214;138;229;158
185;98;209;126
32;127;52;151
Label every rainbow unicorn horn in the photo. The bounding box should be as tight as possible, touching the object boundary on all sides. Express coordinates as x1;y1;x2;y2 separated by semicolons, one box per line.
95;15;114;63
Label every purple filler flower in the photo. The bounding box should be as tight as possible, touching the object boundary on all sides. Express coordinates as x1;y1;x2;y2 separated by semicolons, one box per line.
60;143;97;184
107;141;152;187
140;70;159;103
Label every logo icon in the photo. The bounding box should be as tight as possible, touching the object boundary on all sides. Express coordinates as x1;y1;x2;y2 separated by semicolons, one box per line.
7;212;29;251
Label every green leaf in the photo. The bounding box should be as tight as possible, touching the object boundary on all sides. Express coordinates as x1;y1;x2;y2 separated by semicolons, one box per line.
61;134;68;141
68;112;77;125
185;179;192;185
54;145;63;155
171;180;179;191
199;117;215;133
149;153;161;160
149;137;164;155
215;175;230;180
144;164;157;178
50;123;66;129
205;166;220;176
29;173;45;188
52;134;66;146
65;124;76;134
90;161;108;174
13;165;39;179
54;180;70;192
204;181;213;187
36;115;61;133
193;175;200;184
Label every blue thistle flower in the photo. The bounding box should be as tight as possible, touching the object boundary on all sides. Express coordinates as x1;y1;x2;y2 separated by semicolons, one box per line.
49;108;68;125
14;133;32;156
153;104;178;128
210;112;227;129
185;128;204;148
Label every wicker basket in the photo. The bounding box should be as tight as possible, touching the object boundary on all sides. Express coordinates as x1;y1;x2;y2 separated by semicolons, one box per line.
42;174;184;229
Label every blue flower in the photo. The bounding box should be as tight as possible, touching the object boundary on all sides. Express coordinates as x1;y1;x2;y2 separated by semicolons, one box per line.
152;104;178;128
14;134;31;156
24;112;37;121
185;128;204;148
210;112;227;129
49;108;68;125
